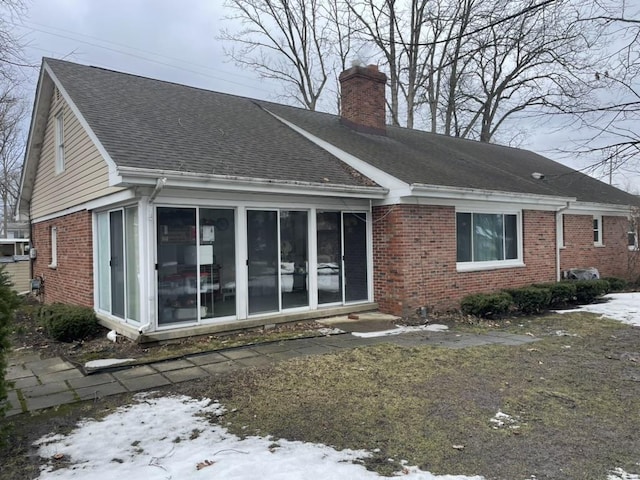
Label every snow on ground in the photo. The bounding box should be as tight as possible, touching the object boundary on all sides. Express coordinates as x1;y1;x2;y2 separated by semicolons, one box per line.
34;394;483;480
352;324;449;338
555;292;640;326
608;468;640;480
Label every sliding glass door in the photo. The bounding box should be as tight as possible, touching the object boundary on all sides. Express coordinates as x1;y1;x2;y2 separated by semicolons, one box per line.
96;207;139;323
157;207;236;326
247;209;309;315
317;211;368;305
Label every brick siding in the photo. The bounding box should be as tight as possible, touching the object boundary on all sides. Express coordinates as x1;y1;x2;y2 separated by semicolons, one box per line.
373;205;558;317
560;214;639;280
32;210;93;307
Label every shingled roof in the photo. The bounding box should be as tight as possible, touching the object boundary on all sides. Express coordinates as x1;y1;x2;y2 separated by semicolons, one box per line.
44;58;637;207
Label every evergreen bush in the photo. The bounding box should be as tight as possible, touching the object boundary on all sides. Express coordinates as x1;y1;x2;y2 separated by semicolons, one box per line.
0;266;21;422
460;292;513;318
505;286;552;314
573;279;610;304
38;304;100;343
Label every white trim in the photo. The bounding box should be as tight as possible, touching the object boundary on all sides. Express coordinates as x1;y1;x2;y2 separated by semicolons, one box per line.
117;166;388;199
410;184;574;208
593;215;603;246
48;225;57;269
263;109;410;197
44;62;120;180
31;189;137;223
455;210;523;269
457;260;526;273
564;201;631;216
54;110;65;174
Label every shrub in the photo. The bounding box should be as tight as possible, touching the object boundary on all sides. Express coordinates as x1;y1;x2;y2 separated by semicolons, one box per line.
0;266;20;423
573;279;610;304
534;282;577;307
460;292;513;318
602;277;627;293
505;286;552;314
38;304;100;342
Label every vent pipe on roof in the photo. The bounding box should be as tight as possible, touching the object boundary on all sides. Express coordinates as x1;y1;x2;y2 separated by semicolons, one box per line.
339;64;387;135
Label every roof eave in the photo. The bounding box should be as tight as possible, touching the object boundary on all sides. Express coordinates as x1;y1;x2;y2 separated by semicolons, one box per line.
409;183;576;207
116;166;389;199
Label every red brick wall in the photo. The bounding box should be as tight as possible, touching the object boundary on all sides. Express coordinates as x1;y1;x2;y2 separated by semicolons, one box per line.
561;214;638;280
32;210;93;307
339;65;387;132
373;205;557;316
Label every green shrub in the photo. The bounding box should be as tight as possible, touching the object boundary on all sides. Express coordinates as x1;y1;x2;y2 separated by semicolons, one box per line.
602;277;627;293
573;279;610;304
0;266;20;424
505;286;552;314
460;292;513;318
38;304;100;343
534;282;577;307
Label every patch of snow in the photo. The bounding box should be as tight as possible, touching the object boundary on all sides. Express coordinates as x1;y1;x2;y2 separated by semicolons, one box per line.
317;327;345;336
553;330;578;337
352;324;448;338
84;358;135;369
554;293;640;326
34;394;483;480
608;467;640;479
489;411;520;430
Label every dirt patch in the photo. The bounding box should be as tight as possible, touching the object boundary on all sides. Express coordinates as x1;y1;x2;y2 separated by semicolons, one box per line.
9;303;335;368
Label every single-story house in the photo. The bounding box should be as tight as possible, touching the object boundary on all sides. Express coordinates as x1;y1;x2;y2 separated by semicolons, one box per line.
17;58;639;341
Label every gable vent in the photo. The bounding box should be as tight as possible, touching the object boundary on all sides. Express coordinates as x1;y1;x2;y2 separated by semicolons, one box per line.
54;87;61;102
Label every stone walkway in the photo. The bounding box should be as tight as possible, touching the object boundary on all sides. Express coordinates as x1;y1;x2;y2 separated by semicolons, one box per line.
3;329;537;416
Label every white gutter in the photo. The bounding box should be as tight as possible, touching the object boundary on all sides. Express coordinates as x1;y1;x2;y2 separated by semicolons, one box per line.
410;183;575;207
116;166;388;199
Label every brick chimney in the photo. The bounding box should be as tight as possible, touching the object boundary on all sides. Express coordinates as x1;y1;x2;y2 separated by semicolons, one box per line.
339;64;387;135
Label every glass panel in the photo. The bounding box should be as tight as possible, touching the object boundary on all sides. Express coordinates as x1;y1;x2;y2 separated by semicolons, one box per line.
593;218;599;242
344;213;368;302
280;211;308;309
157;207;198;325
125;207;139;322
109;210;125;318
456;213;472;262
504;214;518;260
473;213;504;261
200;208;236;318
96;212;110;311
317;211;342;304
247;210;279;314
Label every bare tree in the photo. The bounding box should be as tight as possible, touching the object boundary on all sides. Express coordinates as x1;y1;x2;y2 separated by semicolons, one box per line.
0;88;25;237
564;1;640;180
219;0;332;110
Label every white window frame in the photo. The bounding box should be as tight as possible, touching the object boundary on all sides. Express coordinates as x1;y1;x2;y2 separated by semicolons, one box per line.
628;219;638;251
49;226;58;269
593;215;603;246
456;209;524;272
55;110;65;174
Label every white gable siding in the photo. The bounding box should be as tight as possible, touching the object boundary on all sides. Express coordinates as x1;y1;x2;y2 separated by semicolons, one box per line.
30;91;123;219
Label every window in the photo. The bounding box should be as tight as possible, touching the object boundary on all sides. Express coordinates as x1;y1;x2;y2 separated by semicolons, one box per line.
49;226;57;268
593;215;603;246
629;219;638;251
456;212;519;264
55;111;65;173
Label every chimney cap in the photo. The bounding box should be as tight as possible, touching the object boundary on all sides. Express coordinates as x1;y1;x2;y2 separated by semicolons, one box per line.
339;64;387;84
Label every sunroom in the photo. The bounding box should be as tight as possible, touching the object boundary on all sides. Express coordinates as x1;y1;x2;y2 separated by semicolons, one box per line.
92;191;377;341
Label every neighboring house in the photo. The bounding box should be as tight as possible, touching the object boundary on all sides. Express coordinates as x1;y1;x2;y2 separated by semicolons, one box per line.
0;238;31;293
17;58;639;341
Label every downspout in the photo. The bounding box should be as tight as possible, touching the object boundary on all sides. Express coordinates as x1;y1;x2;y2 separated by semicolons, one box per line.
556;202;571;281
138;177;166;336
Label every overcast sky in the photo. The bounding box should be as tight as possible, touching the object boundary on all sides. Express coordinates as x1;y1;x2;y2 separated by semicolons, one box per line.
10;0;640;192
